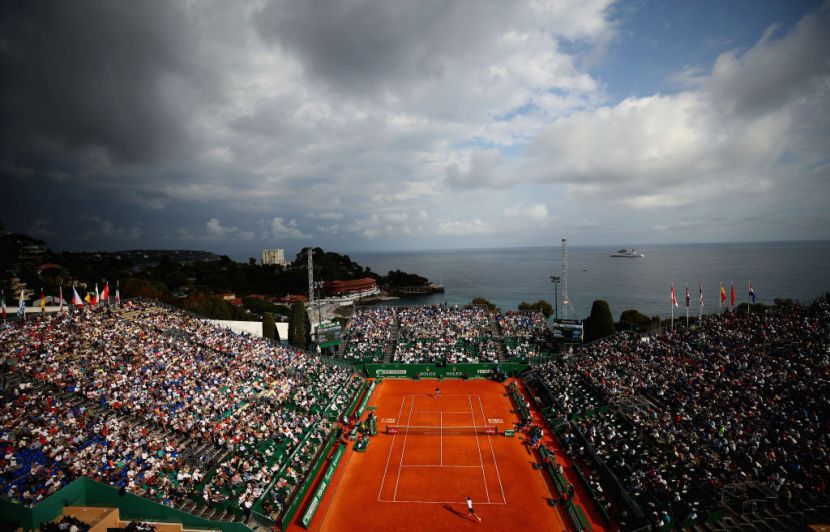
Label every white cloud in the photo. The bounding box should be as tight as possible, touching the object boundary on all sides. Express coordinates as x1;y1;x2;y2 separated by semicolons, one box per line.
520;10;830;224
504;203;549;223
435;218;493;236
264;217;311;239
204;218;254;240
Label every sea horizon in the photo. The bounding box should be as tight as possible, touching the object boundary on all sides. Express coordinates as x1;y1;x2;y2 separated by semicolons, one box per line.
347;240;830;321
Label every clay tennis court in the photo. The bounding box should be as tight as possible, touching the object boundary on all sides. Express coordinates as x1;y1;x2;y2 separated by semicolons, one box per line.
301;378;571;531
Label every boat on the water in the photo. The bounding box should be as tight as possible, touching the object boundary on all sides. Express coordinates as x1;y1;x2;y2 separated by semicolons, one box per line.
611;248;644;258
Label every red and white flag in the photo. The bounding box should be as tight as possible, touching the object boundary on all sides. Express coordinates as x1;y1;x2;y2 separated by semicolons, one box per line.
671;284;679;307
1;290;6;322
115;283;120;305
100;283;110;303
72;287;85;306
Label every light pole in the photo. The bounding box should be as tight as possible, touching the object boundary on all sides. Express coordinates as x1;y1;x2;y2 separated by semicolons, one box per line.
550;276;560;321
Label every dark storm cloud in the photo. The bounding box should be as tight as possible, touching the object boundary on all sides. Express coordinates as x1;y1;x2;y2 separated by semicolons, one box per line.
254;0;501;94
0;0;206;170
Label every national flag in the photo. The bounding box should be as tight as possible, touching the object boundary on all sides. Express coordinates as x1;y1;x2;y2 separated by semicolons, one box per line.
730;282;736;306
749;282;756;304
720;283;727;305
671;284;678;307
17;289;26;317
685;286;690;307
1;290;6;322
699;283;704;307
59;286;64;311
115;282;120;305
40;288;46;311
95;283;100;305
84;292;98;305
72;287;84;306
100;282;110;303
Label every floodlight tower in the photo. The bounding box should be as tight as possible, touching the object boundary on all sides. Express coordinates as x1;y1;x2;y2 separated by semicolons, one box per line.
307;247;315;334
561;238;569;319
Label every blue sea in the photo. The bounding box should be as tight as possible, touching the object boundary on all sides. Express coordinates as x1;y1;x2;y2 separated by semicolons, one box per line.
349;241;830;320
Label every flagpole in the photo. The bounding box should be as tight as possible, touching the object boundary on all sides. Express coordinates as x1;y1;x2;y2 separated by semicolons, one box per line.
671;284;674;330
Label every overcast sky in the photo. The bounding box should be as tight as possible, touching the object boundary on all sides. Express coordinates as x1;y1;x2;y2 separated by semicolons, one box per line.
2;0;828;257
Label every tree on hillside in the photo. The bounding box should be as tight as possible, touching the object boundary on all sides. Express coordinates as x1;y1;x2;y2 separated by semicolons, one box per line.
584;300;615;342
518;300;554;319
471;296;498;313
619;309;652;331
123;278;170;301
288;303;308;349
263;312;276;341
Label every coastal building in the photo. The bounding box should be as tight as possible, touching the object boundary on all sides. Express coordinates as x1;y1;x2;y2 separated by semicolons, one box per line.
262;248;287;266
324;277;378;296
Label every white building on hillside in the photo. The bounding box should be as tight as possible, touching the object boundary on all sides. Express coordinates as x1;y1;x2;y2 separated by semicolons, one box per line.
262;248;287;266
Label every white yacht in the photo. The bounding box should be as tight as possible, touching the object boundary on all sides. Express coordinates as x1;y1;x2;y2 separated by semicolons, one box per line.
611;248;644;258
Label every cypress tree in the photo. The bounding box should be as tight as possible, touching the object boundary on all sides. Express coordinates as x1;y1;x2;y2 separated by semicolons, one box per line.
263;312;276;341
585;300;615;342
288;303;307;349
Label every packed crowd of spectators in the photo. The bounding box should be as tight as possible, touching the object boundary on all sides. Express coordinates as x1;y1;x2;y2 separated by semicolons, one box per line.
394;304;495;363
0;387;188;506
497;311;548;337
342;307;398;362
530;296;830;525
0;302;358;519
339;305;552;364
498;311;549;360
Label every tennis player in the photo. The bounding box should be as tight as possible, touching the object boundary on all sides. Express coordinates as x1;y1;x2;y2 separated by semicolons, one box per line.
466;496;481;522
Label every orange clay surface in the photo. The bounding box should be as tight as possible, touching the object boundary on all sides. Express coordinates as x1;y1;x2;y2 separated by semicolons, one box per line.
295;378;585;532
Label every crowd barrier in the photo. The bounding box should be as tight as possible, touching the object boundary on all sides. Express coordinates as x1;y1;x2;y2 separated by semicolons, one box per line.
0;477;252;532
300;444;346;528
279;430;340;530
507;382;532;424
361;362;528;379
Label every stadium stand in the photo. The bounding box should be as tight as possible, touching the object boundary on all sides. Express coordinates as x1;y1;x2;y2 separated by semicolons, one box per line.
524;295;830;530
0;301;361;527
340;305;550;364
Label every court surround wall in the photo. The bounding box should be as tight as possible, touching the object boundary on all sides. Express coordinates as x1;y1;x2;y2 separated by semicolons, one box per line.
362;362;528;378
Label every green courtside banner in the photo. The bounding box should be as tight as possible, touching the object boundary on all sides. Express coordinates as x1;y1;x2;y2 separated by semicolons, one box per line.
356;380;376;417
362;362;528;378
300;444;346;528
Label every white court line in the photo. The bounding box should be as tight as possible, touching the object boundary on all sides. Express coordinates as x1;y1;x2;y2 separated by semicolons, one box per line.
400;464;483;468
378;499;508;506
377;395;407;501
440;411;443;466
411;411;475;414
478;395;507;504
469;395;490;503
392;395;416;501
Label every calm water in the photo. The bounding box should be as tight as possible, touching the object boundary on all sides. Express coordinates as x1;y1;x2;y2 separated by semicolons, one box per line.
349;241;830;320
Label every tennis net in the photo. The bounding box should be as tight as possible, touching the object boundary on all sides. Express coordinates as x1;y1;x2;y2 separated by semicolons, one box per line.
385;425;497;435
